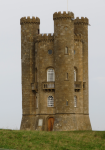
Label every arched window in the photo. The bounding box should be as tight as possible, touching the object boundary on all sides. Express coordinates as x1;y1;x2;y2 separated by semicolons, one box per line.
74;69;76;81
47;96;54;107
47;68;55;82
74;96;77;107
65;47;68;54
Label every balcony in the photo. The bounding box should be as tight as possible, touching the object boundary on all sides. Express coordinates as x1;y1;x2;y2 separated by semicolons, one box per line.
42;82;55;91
31;82;38;92
74;81;82;92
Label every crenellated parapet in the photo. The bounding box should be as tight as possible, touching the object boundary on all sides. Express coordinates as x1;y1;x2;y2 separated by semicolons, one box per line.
35;34;54;43
53;11;74;20
20;16;40;25
74;17;89;25
74;33;83;42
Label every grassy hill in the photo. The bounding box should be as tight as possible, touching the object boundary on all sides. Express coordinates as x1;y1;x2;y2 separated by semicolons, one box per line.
0;129;105;150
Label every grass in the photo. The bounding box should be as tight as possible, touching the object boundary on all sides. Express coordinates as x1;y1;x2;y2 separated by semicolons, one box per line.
0;129;105;150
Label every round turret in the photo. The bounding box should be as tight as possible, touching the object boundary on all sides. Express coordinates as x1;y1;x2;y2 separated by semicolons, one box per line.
53;11;75;114
74;16;89;114
20;15;40;130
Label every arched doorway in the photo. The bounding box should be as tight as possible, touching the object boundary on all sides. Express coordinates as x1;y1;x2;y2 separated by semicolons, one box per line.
48;117;54;131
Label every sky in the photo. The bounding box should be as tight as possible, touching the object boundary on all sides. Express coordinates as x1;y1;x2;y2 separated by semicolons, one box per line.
0;0;105;131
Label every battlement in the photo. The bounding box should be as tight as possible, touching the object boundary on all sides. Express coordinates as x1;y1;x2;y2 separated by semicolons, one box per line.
53;11;74;20
20;16;40;25
74;17;89;25
35;34;54;43
74;33;83;42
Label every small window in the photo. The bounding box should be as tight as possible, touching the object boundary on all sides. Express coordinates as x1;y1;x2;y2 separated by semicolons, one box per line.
74;96;77;107
35;68;37;82
48;50;52;54
47;96;54;107
83;82;86;90
38;119;43;126
38;29;39;34
74;69;76;81
47;68;55;82
65;27;68;30
66;100;68;106
36;96;38;108
65;47;68;54
74;50;75;54
67;73;68;80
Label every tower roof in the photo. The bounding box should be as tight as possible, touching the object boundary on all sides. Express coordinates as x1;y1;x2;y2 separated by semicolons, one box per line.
53;11;74;20
20;16;40;25
74;17;89;25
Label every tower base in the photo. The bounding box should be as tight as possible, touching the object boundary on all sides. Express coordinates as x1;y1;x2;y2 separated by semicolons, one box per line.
53;114;92;131
20;115;36;130
20;114;91;131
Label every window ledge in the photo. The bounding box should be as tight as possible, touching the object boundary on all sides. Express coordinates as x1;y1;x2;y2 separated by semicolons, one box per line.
47;107;55;108
64;79;69;81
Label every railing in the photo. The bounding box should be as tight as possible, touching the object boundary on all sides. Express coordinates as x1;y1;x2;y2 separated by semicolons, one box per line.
74;81;82;89
31;82;38;92
42;82;55;90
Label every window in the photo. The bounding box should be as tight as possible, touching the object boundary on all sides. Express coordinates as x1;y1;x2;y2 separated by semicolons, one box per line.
74;69;76;81
47;96;54;107
35;68;37;82
74;96;77;107
38;119;43;126
38;29;39;34
36;96;38;108
47;68;55;82
48;50;52;54
83;82;86;90
66;100;68;106
65;47;68;54
67;73;68;80
74;50;75;54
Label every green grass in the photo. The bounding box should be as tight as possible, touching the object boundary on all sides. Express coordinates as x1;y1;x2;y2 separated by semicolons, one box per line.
0;129;105;150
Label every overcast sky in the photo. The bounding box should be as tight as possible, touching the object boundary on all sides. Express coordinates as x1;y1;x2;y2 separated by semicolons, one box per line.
0;0;105;131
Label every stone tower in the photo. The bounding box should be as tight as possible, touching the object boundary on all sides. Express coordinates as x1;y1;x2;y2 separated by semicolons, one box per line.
20;11;91;131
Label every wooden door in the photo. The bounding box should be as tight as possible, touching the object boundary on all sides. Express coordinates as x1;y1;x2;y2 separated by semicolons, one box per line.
48;118;54;131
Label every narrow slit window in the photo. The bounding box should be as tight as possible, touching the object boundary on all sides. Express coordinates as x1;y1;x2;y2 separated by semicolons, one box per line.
67;73;68;80
74;69;76;81
74;96;77;107
36;96;38;108
65;47;68;54
66;100;68;106
35;68;37;82
38;29;39;34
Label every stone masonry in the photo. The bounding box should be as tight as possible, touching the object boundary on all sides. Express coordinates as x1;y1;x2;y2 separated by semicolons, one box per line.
20;11;91;131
